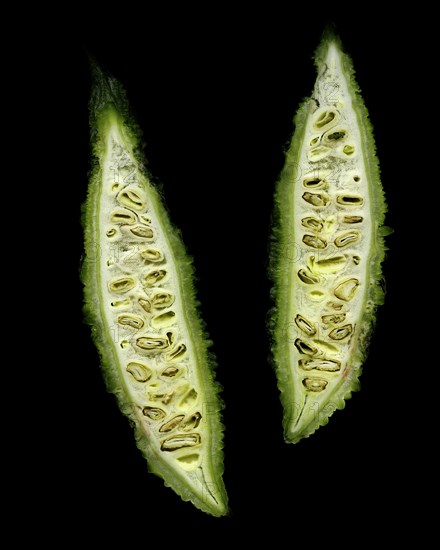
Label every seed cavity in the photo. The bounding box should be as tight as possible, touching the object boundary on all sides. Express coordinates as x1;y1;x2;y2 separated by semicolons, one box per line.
298;268;320;285
321;313;346;324
143;269;167;287
329;324;353;340
334;231;360;248
299;358;341;372
118;313;144;330
301;217;324;232
136;336;169;351
295;314;316;336
151;291;175;309
106;228;117;237
181;412;202;431
342;215;363;224
161;433;201;452
110;208;137;225
313;339;339;354
302;192;330;207
303;177;326;189
327;301;344;311
142;406;166;420
334;278;360;301
337;195;364;206
159;415;185;433
160;366;181;378
117;188;146;211
140;248;164;263
308;255;346;274
109;277;136;294
179;388;198;410
151;311;176;329
324;128;347;143
302;235;327;249
294;338;318;356
130;225;154;239
176;453;201;470
126;362;152;382
302;377;328;392
165;344;187;362
313;108;338;130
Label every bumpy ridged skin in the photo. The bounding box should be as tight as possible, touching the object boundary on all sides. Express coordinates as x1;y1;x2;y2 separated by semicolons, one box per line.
270;31;389;443
82;64;228;516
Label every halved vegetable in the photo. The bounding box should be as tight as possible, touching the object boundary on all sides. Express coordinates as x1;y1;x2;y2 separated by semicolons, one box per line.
270;30;389;443
82;64;227;515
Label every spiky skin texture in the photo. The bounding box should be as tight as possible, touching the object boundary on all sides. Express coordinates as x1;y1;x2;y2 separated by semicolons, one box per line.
271;32;389;443
82;65;227;516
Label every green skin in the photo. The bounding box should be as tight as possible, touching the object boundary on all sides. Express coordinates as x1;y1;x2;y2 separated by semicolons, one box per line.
82;64;227;516
270;31;390;443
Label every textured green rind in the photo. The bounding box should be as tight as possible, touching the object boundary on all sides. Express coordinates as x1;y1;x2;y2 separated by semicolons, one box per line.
81;64;227;516
270;30;389;443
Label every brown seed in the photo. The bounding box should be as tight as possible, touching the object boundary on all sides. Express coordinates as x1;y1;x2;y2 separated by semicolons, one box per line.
301;217;324;231
295;314;316;336
109;277;136;294
342;215;363;224
142;406;167;420
161;366;180;378
161;433;201;452
165;344;187;362
321;313;346;325
302;235;327;249
302;192;330;207
143;269;167;286
294;338;318;356
118;314;144;329
334;231;360;248
136;336;169;351
130;225;154;239
298;268;320;285
159;415;185;433
328;324;353;340
126;362;152;382
181;412;202;431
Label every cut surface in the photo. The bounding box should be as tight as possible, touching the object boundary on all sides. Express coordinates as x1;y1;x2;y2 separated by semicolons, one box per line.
270;31;388;443
82;65;227;515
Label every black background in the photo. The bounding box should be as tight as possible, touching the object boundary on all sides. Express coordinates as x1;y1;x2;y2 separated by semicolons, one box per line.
34;6;418;540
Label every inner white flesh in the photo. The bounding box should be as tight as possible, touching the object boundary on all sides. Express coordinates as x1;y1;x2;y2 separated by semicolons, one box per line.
97;121;222;510
287;43;372;436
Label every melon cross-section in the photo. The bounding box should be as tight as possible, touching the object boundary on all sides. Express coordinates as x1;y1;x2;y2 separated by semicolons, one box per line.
270;31;390;443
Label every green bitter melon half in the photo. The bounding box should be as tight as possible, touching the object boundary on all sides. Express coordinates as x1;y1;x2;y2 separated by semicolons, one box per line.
82;64;227;516
271;30;390;443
